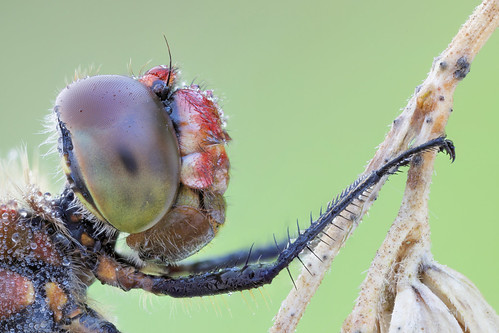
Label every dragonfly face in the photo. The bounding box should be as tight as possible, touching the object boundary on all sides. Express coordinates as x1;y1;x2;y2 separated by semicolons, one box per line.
0;56;455;332
55;66;231;263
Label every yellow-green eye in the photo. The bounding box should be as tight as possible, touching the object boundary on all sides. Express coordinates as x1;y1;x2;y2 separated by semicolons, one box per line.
55;75;180;233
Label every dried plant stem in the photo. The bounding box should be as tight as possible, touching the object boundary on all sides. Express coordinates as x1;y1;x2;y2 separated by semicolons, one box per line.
270;1;499;332
343;151;436;331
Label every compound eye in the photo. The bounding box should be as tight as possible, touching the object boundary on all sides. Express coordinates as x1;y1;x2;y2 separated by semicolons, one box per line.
55;75;180;233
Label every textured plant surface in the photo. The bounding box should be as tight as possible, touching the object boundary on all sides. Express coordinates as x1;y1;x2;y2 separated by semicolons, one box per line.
271;1;499;332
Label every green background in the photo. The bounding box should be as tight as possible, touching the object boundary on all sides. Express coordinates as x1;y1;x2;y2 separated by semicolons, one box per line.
1;1;497;332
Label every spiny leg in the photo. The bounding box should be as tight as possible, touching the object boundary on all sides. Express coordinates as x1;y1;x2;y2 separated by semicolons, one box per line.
94;137;454;297
161;241;288;275
113;239;289;276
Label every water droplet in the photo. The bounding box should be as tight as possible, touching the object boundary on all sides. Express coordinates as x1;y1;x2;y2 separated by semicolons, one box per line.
30;242;37;250
11;233;19;243
19;209;28;218
62;257;71;266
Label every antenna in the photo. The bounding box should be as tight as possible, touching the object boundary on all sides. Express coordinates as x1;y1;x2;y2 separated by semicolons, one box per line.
163;34;173;87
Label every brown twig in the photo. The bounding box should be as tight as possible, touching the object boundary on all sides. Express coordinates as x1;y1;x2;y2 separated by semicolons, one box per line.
270;1;499;331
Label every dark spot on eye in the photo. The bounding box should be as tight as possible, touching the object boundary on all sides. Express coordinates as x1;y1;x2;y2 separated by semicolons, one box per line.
118;146;139;175
439;96;445;101
439;61;448;70
425;116;433;123
454;56;470;79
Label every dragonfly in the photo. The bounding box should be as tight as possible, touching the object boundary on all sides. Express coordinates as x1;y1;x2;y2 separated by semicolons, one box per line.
0;58;455;332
